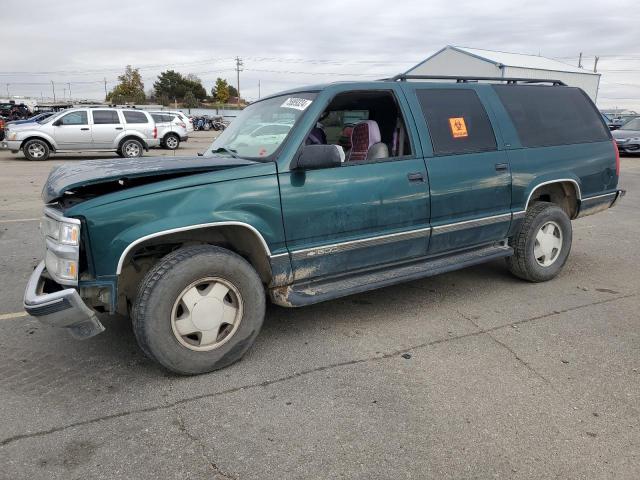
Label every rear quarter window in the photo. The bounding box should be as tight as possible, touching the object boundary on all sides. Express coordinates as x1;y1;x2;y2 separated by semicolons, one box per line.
123;110;149;124
493;85;610;147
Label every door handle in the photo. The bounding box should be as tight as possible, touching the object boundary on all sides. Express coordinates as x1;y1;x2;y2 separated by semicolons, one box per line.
495;163;509;172
80;127;89;131
407;172;425;183
115;127;123;130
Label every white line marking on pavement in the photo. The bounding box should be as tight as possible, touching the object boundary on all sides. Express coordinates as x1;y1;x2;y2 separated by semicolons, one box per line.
0;218;40;224
0;311;28;320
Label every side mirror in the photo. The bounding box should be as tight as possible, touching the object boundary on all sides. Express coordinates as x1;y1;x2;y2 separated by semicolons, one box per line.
294;144;344;170
53;119;62;126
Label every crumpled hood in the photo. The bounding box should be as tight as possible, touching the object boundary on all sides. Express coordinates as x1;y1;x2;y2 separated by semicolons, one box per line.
42;155;257;203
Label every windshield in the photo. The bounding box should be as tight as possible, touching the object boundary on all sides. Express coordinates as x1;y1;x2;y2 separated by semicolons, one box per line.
203;92;317;160
38;111;63;124
621;118;640;131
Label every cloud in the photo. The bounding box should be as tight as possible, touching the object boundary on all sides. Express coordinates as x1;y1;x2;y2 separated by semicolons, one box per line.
2;0;639;110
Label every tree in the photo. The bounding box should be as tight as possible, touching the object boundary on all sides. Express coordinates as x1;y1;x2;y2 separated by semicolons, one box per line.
106;65;145;104
154;70;207;102
228;84;239;98
212;78;230;104
183;91;198;108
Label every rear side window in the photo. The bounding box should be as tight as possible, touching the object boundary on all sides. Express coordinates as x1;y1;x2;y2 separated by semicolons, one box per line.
416;89;497;155
123;110;149;124
493;85;610;147
152;113;174;123
92;110;120;124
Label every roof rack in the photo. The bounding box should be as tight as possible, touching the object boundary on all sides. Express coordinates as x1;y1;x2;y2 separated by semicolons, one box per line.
386;74;566;86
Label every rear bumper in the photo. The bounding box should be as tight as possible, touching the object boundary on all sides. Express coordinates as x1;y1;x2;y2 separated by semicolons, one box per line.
180;135;189;141
23;261;104;339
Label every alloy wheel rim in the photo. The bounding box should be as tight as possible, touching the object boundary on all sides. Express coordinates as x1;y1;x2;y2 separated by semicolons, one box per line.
28;143;45;158
534;221;563;267
170;277;243;352
166;136;178;148
125;143;140;157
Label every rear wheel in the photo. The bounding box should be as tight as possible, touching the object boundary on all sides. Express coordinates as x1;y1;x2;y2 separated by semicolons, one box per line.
163;133;180;150
507;202;572;282
119;139;143;158
132;245;266;375
23;139;50;161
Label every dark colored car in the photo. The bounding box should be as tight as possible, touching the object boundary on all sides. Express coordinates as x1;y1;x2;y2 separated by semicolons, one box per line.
24;75;624;375
612;117;640;154
4;111;55;127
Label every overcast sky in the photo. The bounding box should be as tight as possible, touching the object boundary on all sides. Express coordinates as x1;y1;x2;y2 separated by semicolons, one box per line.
2;0;639;110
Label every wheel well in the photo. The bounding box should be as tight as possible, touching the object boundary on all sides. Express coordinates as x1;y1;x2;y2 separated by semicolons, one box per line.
118;135;147;150
116;226;272;314
21;136;54;152
527;181;579;218
164;132;179;140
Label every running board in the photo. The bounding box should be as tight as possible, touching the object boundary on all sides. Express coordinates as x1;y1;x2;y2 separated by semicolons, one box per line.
269;243;513;307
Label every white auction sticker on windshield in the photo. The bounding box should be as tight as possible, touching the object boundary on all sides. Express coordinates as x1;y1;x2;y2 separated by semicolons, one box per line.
281;97;313;110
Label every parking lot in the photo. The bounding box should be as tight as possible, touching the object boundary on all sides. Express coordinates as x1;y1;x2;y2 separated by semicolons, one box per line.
0;132;638;479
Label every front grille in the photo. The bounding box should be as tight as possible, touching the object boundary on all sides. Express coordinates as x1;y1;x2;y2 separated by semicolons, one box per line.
25;298;72;316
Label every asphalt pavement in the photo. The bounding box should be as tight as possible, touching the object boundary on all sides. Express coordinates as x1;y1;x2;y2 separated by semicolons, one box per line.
0;133;638;479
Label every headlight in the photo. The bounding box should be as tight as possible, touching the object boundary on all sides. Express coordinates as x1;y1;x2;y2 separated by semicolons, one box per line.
45;249;78;282
42;208;81;285
7;132;17;141
42;216;80;246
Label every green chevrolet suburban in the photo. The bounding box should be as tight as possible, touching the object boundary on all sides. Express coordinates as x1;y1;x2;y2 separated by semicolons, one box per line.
24;75;625;374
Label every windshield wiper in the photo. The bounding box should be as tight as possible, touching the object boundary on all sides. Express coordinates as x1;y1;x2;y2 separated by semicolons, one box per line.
212;146;238;158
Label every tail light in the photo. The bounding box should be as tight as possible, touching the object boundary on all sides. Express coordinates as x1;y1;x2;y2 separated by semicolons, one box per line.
178;122;186;129
613;139;620;177
153;127;157;139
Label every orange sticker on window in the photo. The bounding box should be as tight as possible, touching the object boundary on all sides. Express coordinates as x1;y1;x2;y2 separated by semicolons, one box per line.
449;117;468;138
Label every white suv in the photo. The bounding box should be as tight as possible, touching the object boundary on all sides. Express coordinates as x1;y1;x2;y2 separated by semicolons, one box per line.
149;112;189;150
1;107;160;161
160;110;194;133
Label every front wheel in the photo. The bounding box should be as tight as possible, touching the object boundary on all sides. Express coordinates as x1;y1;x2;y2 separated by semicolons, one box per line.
131;245;266;375
507;202;572;282
23;139;50;161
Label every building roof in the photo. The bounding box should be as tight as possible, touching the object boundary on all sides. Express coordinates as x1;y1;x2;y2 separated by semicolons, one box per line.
409;45;599;76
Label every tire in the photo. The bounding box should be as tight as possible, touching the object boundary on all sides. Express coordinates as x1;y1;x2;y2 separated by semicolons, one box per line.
23;138;50;161
131;245;266;375
163;133;180;150
507;201;572;282
120;138;143;158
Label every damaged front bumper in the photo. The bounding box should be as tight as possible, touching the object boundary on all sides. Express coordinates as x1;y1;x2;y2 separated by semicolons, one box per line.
23;261;105;339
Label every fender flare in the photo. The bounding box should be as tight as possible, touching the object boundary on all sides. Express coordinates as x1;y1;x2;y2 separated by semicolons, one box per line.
115;221;273;275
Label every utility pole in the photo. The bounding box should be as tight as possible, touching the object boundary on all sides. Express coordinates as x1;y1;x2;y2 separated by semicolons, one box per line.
258;80;261;99
235;56;243;102
593;56;599;73
578;52;583;68
51;81;56;102
68;82;72;101
5;83;8;97
104;77;108;100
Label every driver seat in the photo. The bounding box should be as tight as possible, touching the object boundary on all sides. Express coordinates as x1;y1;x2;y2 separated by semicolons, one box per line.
348;120;389;161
